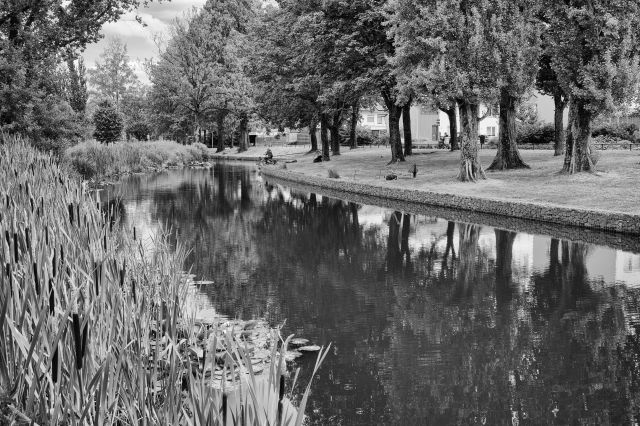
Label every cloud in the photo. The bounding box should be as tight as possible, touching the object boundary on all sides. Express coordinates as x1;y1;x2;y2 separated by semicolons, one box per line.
83;0;206;70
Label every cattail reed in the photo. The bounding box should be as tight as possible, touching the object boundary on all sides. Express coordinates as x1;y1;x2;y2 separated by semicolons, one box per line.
25;227;30;255
49;281;55;314
32;262;39;296
72;313;83;371
13;232;18;260
0;137;323;425
68;203;74;225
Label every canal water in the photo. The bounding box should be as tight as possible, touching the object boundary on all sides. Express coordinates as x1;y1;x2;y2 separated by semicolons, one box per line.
109;163;640;425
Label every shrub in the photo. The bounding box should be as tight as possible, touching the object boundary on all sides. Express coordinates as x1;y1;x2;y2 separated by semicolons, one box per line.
93;100;124;144
339;125;383;145
592;122;639;142
126;121;151;141
65;140;210;180
517;122;555;145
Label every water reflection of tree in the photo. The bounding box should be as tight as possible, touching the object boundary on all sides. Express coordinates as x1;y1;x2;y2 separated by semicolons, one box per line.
374;212;640;425
121;167;640;425
252;192;394;425
139;167;264;316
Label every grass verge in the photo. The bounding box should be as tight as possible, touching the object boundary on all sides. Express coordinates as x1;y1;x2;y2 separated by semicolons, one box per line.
0;136;326;425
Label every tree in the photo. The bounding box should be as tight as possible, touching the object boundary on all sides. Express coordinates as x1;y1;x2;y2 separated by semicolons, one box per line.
149;1;255;149
250;5;322;153
485;0;542;171
392;0;499;181
0;1;162;58
122;87;150;141
88;38;139;108
438;103;459;151
402;98;413;156
543;0;640;173
361;1;408;163
93;100;123;144
0;1;161;140
536;54;568;156
66;58;88;113
251;1;357;160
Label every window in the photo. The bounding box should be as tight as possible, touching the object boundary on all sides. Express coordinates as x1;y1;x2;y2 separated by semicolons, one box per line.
487;126;496;137
372;130;380;137
367;115;375;123
377;115;384;125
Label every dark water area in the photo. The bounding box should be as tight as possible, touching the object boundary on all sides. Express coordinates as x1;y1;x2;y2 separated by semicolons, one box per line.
107;163;640;425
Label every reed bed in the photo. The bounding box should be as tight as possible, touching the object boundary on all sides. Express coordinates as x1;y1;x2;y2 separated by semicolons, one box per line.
0;136;328;425
64;140;211;181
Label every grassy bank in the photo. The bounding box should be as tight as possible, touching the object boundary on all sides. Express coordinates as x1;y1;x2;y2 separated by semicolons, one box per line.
0;137;325;424
238;145;640;214
65;140;211;181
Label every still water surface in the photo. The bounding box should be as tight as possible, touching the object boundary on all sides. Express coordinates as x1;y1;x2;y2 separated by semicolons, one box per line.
109;164;640;425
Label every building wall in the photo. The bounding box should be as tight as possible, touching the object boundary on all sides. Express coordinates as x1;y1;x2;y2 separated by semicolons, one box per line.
437;105;499;141
404;105;440;142
360;108;388;132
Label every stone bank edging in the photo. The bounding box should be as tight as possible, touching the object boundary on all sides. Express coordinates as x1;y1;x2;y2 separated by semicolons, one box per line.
260;167;640;236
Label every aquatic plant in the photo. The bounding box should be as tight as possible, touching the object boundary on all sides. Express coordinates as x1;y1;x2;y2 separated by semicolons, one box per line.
0;135;328;424
65;139;211;180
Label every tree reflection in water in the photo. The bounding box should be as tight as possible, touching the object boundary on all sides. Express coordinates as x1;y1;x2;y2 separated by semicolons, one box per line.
112;165;640;425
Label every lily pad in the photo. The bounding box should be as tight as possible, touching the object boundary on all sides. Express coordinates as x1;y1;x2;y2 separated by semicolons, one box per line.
285;351;303;362
193;280;215;286
298;345;321;352
290;338;309;347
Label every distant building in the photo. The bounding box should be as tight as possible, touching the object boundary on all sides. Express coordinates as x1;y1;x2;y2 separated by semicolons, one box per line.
360;92;560;144
360;105;389;135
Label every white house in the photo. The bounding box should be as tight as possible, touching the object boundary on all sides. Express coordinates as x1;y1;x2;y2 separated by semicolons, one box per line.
360;92;559;143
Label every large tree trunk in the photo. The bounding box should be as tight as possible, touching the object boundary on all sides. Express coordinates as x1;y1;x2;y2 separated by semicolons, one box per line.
330;113;341;156
553;92;567;156
441;106;459;151
457;100;485;182
382;90;405;163
349;102;359;149
386;103;405;163
309;118;318;152
237;115;249;153
402;101;413;156
320;114;330;161
488;89;529;170
216;112;226;152
563;100;595;173
563;102;575;171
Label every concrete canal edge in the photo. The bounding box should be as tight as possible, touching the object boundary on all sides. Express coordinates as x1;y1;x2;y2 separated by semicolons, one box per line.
260;166;640;237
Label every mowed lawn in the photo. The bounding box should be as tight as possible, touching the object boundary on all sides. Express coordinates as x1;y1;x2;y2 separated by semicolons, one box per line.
240;145;640;215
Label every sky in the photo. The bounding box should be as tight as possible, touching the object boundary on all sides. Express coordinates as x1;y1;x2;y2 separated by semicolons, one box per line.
82;0;207;83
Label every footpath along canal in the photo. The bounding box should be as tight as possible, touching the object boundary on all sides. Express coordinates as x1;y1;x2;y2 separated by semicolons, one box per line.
106;162;640;425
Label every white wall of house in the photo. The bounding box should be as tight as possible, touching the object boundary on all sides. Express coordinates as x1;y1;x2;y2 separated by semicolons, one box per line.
437;105;499;141
404;105;441;142
360;93;561;144
360;108;388;132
